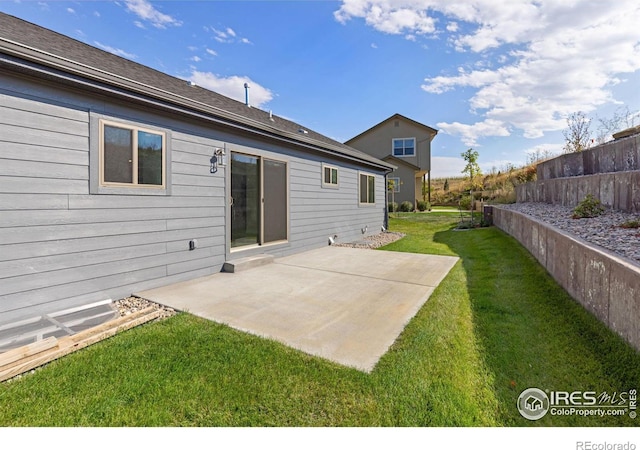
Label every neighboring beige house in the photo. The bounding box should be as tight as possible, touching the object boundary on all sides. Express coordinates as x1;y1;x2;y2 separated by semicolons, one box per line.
346;114;438;209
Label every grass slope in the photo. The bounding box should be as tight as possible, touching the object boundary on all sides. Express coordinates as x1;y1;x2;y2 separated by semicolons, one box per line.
0;213;638;426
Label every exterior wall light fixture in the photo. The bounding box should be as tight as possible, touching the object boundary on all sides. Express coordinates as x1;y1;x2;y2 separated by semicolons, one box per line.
210;147;226;173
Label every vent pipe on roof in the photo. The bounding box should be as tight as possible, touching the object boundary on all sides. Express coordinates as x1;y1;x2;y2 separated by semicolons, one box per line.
244;82;250;107
269;110;274;122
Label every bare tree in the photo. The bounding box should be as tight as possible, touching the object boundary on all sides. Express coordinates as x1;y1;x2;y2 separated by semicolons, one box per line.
526;147;555;165
595;106;639;144
563;111;592;153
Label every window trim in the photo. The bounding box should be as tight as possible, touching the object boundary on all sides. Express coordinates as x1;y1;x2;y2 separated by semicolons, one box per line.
321;163;339;189
99;119;166;188
392;137;416;157
388;177;400;193
89;113;172;196
358;171;376;206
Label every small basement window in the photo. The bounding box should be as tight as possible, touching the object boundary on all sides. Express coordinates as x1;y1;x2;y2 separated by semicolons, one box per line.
322;164;339;188
359;172;376;205
100;120;166;188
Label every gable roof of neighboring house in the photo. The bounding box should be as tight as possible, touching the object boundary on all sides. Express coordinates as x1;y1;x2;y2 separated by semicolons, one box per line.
0;13;394;172
345;113;438;145
382;155;421;171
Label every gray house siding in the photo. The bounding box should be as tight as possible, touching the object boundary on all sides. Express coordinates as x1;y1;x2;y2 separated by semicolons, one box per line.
220;129;387;259
0;70;386;325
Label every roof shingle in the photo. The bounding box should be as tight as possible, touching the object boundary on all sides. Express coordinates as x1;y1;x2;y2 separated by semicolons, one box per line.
0;13;393;171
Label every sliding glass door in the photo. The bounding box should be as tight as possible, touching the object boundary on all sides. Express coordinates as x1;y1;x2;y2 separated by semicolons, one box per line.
230;153;260;248
263;159;287;243
231;152;287;249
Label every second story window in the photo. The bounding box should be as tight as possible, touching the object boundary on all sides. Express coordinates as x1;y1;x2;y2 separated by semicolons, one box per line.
393;138;415;157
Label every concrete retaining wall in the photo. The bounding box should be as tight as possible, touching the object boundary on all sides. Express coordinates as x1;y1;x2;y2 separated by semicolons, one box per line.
493;206;640;352
516;171;640;211
517;133;640;211
537;134;640;180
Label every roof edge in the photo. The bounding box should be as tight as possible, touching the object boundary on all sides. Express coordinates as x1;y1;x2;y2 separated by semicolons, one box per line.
345;113;438;145
0;28;394;172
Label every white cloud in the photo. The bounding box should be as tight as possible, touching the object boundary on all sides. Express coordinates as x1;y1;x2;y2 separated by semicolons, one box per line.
189;71;274;108
335;2;435;35
208;25;251;45
205;48;218;56
431;156;467;178
371;43;378;49
94;42;137;60
133;20;145;29
336;1;640;144
123;0;182;29
191;56;201;62
212;28;229;41
437;119;510;147
66;7;75;14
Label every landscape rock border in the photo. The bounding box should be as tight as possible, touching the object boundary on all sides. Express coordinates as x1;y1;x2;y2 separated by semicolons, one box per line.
333;231;406;249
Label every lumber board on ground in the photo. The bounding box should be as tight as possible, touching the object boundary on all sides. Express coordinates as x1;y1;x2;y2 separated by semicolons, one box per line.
0;336;58;368
0;308;161;382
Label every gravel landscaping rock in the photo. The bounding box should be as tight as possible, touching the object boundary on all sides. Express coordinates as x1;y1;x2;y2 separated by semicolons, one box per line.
333;231;406;249
114;296;176;320
501;203;640;263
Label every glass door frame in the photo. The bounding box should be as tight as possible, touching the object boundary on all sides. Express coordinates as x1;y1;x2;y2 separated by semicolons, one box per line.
228;150;289;254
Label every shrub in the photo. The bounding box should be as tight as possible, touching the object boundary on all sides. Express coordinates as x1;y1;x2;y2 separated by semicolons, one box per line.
572;194;605;219
417;200;430;212
399;201;414;212
459;195;472;211
620;219;640;229
388;202;398;213
514;165;537;184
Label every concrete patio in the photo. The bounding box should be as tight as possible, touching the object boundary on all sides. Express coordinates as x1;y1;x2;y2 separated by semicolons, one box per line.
135;246;459;372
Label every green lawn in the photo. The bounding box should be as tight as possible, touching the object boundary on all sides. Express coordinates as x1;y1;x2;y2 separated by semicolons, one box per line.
1;214;638;426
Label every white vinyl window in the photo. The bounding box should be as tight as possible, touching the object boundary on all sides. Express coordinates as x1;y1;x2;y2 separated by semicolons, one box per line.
359;172;376;205
322;164;339;188
100;119;166;188
392;138;415;157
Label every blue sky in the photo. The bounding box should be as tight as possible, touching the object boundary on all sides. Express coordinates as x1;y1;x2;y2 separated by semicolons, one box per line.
2;0;640;177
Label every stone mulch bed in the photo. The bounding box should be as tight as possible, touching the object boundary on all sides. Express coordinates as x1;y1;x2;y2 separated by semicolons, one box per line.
501;203;640;263
114;296;176;319
333;231;406;249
